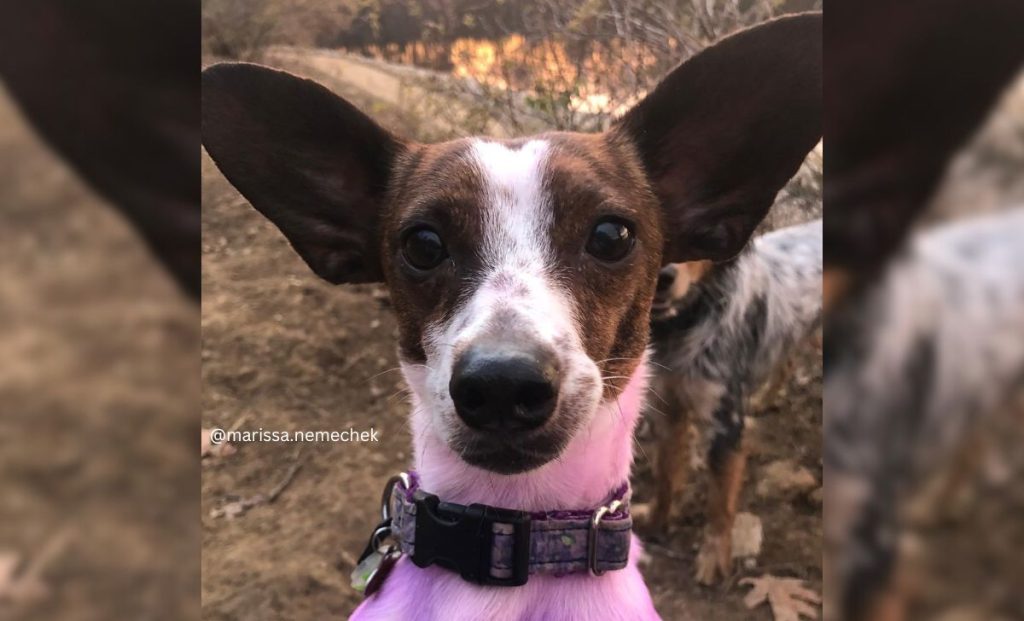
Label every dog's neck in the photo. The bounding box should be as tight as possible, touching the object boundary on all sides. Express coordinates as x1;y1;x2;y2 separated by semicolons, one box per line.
403;361;649;513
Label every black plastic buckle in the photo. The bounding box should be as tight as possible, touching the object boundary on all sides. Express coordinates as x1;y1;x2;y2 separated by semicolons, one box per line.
410;490;531;586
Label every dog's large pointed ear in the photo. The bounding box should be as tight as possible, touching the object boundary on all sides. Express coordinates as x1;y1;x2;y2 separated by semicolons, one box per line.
202;63;406;283
614;13;821;263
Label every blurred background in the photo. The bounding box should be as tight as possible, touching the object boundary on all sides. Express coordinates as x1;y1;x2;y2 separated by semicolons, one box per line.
824;1;1024;619
0;1;199;620
202;0;816;138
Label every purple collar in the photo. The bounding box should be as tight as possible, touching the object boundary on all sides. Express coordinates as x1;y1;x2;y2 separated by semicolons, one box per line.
358;471;633;591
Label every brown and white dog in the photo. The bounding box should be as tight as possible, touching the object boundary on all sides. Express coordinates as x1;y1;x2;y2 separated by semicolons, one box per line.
202;14;820;621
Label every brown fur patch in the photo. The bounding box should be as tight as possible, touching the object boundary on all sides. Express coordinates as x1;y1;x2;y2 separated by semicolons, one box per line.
697;443;748;584
651;414;693;530
708;445;747;536
661;259;715;302
823;268;851;315
858;580;908;621
380;138;488;362
542;132;664;395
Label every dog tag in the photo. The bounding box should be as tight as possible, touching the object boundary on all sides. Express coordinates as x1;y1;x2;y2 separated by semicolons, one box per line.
351;544;400;596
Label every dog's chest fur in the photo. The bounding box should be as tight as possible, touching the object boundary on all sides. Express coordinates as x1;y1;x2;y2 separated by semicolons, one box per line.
351;555;656;621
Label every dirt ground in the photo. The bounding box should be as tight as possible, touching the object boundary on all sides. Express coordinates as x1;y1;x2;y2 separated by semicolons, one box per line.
0;85;200;620
199;51;823;620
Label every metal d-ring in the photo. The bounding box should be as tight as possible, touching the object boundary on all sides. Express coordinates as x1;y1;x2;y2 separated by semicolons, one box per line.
368;522;393;552
380;472;412;522
588;499;623;575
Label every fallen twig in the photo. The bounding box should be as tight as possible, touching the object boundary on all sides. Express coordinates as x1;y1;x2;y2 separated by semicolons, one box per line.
267;449;303;503
210;449;304;519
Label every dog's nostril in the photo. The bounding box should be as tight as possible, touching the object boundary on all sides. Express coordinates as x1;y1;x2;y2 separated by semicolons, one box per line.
458;383;487;411
450;344;560;433
516;379;556;411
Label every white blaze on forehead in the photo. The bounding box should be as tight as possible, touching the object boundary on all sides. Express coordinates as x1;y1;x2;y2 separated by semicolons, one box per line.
425;138;578;353
470;139;553;269
417;138;602;435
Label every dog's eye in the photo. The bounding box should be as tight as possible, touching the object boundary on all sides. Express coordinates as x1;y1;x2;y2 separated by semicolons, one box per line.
586;219;635;262
402;227;447;270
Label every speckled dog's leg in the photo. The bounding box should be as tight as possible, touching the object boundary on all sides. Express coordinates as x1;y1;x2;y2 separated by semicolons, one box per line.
696;385;747;585
649;401;693;532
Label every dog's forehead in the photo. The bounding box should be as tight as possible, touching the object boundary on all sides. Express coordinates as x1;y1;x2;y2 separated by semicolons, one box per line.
391;133;644;223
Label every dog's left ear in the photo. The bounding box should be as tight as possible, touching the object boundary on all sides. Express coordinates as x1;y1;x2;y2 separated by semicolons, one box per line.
614;13;821;262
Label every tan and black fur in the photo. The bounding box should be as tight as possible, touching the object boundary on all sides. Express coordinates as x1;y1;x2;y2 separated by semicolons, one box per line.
645;219;822;585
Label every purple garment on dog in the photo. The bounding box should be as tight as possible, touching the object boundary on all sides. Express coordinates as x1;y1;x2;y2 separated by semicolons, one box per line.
389;473;633;580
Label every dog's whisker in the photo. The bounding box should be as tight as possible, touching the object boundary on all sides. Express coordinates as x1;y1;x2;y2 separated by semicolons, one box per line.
645;360;672;372
614;397;626;426
366;366;407;382
412;418;435;470
387;387;414;404
632;436;651;465
454;434;476;482
595;356;641;365
645;386;670;406
595;356;673;373
643;404;669;419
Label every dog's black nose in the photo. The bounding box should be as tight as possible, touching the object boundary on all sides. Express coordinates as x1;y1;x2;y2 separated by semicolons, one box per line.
656;264;677;293
450;344;560;432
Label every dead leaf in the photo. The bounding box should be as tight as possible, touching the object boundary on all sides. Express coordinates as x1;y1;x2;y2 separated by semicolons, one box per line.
210;494;265;520
0;551;20;595
201;428;236;458
0;531;70;606
742;575;821;621
731;512;763;559
932;605;1010;621
0;574;47;605
756;460;818;498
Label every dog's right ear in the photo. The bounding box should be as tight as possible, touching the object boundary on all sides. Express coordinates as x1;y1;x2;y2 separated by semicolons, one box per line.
202;63;405;284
